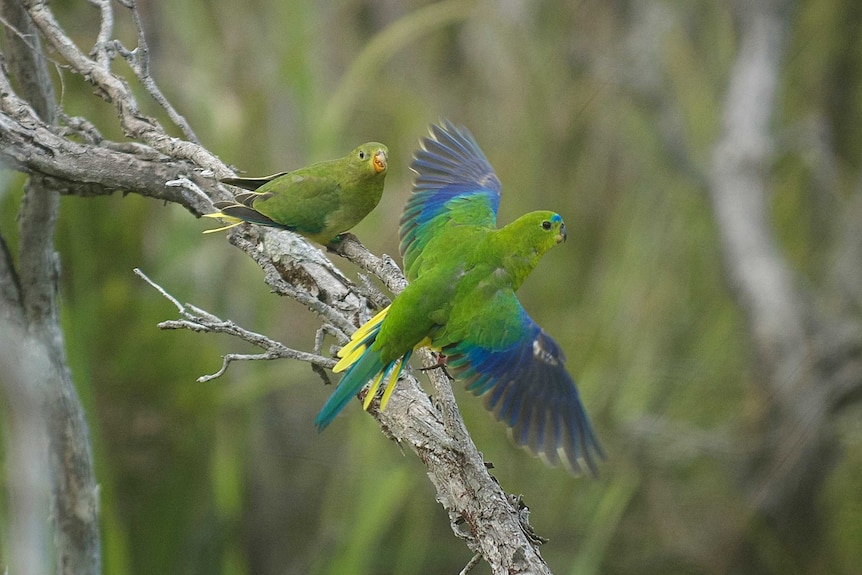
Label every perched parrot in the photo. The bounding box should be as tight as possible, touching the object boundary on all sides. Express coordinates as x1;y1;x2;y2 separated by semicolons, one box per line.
204;142;389;244
315;120;603;475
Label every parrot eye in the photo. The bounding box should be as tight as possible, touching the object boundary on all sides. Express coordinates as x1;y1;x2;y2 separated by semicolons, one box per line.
541;220;552;230
358;150;366;160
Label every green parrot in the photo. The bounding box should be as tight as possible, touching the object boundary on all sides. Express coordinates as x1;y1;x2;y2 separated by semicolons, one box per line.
315;121;603;475
205;142;388;244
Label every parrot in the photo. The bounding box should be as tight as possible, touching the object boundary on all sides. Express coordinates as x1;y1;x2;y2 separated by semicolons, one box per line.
204;142;389;244
314;120;603;476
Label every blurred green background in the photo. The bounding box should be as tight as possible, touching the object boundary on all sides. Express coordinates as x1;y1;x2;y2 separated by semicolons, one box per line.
2;0;862;574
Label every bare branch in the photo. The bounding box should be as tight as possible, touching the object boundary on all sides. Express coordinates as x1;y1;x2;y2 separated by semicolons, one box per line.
135;267;337;382
459;553;482;575
0;68;220;214
86;0;114;69
197;352;281;383
111;1;200;142
20;0;223;171
372;361;553;575
133;267;184;311
332;233;408;294
0;12;54;63
314;323;347;356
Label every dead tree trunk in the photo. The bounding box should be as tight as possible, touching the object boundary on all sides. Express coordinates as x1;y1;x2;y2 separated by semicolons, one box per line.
708;1;862;571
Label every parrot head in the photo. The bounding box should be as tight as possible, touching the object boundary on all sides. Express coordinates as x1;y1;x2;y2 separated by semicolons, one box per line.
351;142;388;177
504;211;568;255
534;211;567;247
496;211;569;290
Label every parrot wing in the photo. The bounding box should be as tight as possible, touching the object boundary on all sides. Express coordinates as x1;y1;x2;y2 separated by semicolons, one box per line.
400;120;502;279
443;292;604;476
229;173;344;235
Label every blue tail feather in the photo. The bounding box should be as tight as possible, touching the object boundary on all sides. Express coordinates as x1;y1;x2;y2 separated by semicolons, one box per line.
315;348;385;430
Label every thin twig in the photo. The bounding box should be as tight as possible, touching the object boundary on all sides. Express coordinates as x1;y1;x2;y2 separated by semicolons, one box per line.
57;112;103;144
314;323;346;354
134;268;336;383
354;271;391;310
133;267;182;311
458;553;482;575
0;12;68;71
86;0;114;69
313;324;345;387
111;1;200;142
21;0;226;173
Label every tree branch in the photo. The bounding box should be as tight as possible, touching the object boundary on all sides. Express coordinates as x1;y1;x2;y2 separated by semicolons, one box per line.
111;0;200;143
0;65;220;214
20;0;223;171
134;267;338;382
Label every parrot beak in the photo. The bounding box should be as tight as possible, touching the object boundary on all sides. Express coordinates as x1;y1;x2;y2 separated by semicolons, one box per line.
373;149;387;173
557;223;567;243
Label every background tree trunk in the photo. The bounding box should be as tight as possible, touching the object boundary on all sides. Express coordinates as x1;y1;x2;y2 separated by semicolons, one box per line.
1;0;100;572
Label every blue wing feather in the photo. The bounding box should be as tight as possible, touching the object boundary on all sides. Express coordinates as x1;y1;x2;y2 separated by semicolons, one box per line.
445;306;604;476
400;120;502;279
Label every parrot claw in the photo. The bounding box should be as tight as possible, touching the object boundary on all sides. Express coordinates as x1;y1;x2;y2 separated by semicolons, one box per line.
419;353;452;380
326;232;358;252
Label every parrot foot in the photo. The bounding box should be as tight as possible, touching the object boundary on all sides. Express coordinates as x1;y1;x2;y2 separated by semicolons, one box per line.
419;353;452;380
326;232;358;252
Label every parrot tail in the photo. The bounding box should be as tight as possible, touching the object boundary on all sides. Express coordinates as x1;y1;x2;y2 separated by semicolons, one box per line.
201;214;244;234
315;306;410;430
202;199;283;232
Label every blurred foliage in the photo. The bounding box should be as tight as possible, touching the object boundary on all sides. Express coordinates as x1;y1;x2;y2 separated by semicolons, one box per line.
2;0;862;574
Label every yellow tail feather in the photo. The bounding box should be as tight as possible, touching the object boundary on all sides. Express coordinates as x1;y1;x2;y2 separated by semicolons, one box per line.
331;304;396;408
202;212;244;234
363;369;388;410
378;361;403;411
333;344;367;373
338;306;390;356
334;305;391;366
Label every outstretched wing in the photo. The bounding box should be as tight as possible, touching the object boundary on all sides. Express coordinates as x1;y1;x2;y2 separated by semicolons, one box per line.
443;294;604;476
399;120;502;279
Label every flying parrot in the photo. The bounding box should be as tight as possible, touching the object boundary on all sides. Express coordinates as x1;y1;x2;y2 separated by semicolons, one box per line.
204;142;389;244
315;120;603;475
